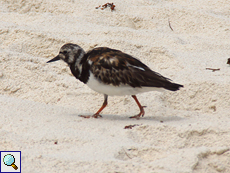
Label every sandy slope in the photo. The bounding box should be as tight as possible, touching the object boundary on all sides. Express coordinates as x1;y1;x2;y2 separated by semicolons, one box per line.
0;0;230;172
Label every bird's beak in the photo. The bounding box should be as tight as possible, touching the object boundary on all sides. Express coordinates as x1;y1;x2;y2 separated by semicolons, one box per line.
47;55;60;63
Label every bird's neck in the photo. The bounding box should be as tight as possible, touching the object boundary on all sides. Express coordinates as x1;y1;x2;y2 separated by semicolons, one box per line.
69;54;90;84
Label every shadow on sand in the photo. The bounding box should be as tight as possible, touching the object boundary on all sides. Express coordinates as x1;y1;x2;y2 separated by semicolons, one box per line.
68;112;185;122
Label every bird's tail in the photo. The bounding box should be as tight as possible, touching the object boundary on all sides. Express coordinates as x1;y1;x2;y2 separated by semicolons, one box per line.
164;82;183;91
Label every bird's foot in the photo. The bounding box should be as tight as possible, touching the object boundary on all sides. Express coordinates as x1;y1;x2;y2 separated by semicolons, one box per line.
79;114;102;119
79;115;91;118
92;113;103;118
129;106;146;119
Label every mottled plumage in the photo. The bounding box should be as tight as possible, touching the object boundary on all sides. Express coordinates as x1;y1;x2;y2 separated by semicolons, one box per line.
47;43;183;118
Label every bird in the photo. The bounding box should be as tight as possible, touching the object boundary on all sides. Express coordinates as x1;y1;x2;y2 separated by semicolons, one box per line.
47;43;183;119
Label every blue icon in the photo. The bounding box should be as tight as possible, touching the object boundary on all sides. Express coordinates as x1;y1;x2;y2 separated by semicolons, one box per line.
3;154;18;170
1;151;21;173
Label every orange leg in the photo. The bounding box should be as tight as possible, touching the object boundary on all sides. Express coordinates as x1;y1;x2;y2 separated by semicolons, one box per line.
129;95;146;119
80;94;108;118
92;94;108;118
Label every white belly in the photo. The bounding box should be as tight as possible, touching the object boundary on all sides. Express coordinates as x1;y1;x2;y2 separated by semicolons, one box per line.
86;73;164;96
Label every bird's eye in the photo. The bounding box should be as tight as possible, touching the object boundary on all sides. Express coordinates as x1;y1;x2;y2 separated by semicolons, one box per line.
62;50;68;54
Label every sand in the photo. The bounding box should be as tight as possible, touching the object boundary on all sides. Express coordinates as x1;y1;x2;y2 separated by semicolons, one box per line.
1;0;230;172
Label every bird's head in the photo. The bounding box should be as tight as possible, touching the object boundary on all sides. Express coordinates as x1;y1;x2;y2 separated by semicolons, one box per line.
47;43;85;65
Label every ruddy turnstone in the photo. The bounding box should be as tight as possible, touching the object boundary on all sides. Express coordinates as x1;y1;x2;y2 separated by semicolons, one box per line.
47;43;183;119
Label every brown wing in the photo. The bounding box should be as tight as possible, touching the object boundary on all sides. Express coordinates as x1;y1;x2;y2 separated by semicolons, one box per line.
87;47;183;91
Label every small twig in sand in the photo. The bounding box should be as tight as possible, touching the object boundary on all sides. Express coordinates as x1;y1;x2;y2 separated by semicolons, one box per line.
227;58;230;65
124;124;141;129
122;147;132;159
168;19;173;31
206;68;220;72
95;3;115;11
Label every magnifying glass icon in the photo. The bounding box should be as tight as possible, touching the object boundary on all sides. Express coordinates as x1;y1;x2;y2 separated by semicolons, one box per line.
3;154;18;170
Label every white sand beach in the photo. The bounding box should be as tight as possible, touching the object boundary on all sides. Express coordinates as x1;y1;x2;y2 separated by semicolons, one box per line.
0;0;230;172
